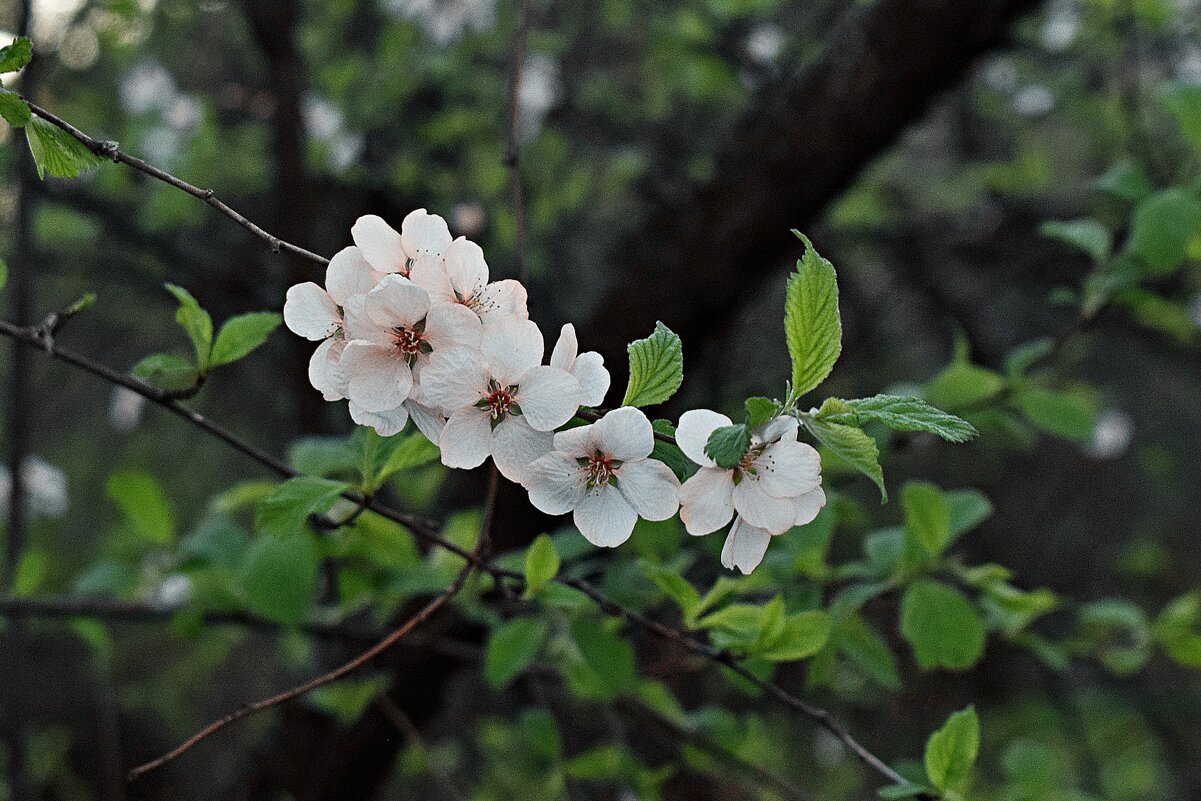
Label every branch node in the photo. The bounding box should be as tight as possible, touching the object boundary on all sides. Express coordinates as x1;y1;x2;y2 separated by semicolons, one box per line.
98;140;120;161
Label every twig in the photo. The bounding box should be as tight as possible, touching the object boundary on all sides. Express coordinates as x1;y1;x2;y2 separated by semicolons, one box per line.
504;0;532;282
21;99;329;267
0;318;914;794
125;540;482;783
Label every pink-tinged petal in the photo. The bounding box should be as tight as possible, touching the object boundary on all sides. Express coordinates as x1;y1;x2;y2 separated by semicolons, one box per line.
443;237;488;298
308;338;348;401
341;295;386;344
527;452;588;515
400;208;452;260
753;415;799;446
753;439;822;498
492;416;555;486
675;409;734;468
404;400;446;445
590;406;654;461
439;406;492;469
352;214;406;274
482;317;543;385
515;366;581;431
349;401;410;436
365;274;430;330
574;487;637;548
419;346;488;411
792;485;826;527
552;423;595;456
721;517;772;575
731;475;797;535
616;458;679;521
325;246;381;304
549;323;578;370
408;253;455;304
283;282;339;340
475;279;528;323
342;340;414;413
571;351;610;407
678;466;735;536
424;301;482;352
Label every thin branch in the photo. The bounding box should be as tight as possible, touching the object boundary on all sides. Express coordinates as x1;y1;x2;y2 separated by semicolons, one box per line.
21;99;329;267
126;539;483;783
504;0;532;282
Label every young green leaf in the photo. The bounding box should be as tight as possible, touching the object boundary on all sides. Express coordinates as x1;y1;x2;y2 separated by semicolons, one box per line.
484;617;548;689
372;432;440;488
106;470;174;544
1160;82;1201;153
924;706;980;794
621;321;683;407
132;353;200;393
744;396;778;429
642;562;701;621
0;37;33;73
0;258;7;292
785;233;841;398
1127;188;1201;276
756;611;831;662
817;394;977;443
239;530;320;626
900;580;986;671
208;311;281;368
1012;385;1097;442
1094;159;1153;204
0;89;31;128
24;116;106;180
924;357;1006;411
902;482;952;557
704;423;750;469
570;617;637;695
1040;218;1112;263
255;476;349;538
523;534;560;598
803;416;886;501
164;283;214;368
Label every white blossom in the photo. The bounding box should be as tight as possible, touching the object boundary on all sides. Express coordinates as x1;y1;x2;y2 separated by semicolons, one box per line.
351;208;452;278
419;317;581;484
410;236;528;323
526;407;680;548
676;410;826;573
549;323;610;407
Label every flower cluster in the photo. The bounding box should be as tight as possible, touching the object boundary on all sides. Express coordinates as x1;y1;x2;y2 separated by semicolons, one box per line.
284;209;826;573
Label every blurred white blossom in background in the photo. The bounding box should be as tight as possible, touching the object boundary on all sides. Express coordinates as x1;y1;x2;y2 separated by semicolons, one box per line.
0;456;69;519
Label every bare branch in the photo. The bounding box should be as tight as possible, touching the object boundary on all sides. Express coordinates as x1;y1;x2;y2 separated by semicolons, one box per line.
21;99;329;267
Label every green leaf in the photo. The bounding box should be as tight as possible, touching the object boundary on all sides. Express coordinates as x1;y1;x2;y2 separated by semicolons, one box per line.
484;617;548;689
945;489;992;540
924;355;1005;412
924;706;979;793
239;530;320;625
164;284;213;368
308;676;390;726
642;562;701;621
12;547;49;597
1040;218;1112;263
1151;593;1201;668
208;311;281;368
255;476;349;538
571;617;637;695
803;416;886;501
288;435;358;478
621;322;684;408
756;611;831;662
0;258;7;292
24;116;106;180
0;37;33;73
900;581;986;671
0;89;31;128
744;397;778;429
704;423;750;469
1095;159;1153;204
1127;189;1201;276
1160;82;1201;153
523;534;560;599
1013;385;1097;442
817;395;977;443
106;470;174;544
785;233;841;398
902;482;951;557
1077;598;1151;675
373;432;440;488
837;613;901;689
131;353;199;393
